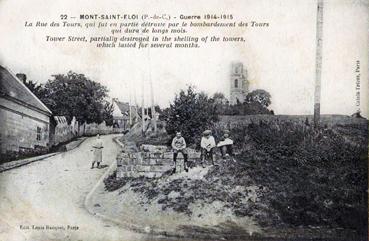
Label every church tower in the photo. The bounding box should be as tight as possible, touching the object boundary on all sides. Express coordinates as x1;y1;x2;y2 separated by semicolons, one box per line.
230;62;249;105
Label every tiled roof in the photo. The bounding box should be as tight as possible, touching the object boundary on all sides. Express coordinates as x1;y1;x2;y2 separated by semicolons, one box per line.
0;65;52;115
114;100;130;114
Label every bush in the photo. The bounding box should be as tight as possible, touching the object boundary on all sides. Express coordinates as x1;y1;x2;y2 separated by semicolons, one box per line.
233;121;368;233
165;86;218;145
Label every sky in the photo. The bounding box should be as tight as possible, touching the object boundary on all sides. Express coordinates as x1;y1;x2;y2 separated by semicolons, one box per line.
0;0;367;117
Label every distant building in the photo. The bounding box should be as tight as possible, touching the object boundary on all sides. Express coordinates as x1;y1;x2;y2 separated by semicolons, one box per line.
112;98;130;129
0;65;52;155
230;62;249;105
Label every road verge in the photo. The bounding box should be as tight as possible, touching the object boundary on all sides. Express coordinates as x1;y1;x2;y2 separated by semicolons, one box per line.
84;136;151;234
0;137;87;173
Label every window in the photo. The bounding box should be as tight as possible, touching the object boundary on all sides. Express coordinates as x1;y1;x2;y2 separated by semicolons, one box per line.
36;127;41;141
234;79;238;88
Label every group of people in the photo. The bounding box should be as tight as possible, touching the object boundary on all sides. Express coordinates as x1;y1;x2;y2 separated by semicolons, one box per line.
171;129;234;173
90;130;234;173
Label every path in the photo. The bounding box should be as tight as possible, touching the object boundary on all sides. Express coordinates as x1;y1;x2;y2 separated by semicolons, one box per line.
0;134;147;241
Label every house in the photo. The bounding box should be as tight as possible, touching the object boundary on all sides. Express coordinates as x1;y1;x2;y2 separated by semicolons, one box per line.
112;98;130;129
112;98;141;129
0;65;52;157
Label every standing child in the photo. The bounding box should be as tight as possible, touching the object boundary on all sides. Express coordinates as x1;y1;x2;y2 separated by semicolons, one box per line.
91;134;103;169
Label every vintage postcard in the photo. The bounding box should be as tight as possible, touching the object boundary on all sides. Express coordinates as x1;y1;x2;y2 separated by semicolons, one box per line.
0;0;368;240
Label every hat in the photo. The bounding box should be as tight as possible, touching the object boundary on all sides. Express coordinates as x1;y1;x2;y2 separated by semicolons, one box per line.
224;130;230;134
203;130;212;135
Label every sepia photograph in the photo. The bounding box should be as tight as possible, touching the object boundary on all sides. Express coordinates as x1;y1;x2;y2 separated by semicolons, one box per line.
0;0;368;240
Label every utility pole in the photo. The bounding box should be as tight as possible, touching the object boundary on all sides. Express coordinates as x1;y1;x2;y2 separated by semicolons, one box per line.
134;87;138;108
146;46;157;134
150;79;157;133
129;90;132;127
141;78;145;136
134;87;139;126
314;0;324;128
148;66;157;134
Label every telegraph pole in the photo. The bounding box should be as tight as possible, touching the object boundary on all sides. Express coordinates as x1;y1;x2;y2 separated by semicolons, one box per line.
150;79;157;133
141;78;145;136
129;90;132;127
147;46;157;134
314;0;324;128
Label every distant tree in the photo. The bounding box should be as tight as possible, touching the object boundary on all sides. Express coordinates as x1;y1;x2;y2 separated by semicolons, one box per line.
41;71;113;124
212;92;230;115
211;90;272;115
146;105;162;118
351;110;364;119
102;102;114;126
159;107;170;121
212;92;228;104
165;86;218;145
245;89;272;108
154;105;162;114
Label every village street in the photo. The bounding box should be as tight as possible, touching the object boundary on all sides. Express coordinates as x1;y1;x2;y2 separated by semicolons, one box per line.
0;134;151;241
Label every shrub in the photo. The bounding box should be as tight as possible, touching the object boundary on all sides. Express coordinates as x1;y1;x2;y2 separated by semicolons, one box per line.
234;121;368;233
165;86;218;145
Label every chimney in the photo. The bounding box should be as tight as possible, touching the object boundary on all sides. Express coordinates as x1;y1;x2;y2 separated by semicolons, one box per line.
16;73;27;83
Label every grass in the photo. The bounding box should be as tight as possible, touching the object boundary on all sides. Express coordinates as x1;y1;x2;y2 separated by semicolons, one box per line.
107;118;368;237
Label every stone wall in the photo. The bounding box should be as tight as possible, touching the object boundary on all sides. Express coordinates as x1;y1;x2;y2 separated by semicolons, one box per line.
116;145;201;179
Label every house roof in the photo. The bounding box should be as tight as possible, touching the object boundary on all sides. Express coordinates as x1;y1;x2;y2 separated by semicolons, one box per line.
112;99;130;117
0;65;52;115
112;99;142;121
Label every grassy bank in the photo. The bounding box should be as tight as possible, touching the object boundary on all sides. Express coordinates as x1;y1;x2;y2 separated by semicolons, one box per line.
106;118;368;238
229;121;368;234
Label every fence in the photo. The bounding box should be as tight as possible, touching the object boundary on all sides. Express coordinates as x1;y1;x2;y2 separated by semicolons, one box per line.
51;116;125;147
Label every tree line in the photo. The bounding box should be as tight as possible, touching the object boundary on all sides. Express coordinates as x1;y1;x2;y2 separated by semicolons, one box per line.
18;71;114;125
162;86;273;145
20;71;272;137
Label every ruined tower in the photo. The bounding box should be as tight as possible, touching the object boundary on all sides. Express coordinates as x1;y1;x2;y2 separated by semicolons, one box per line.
230;62;249;105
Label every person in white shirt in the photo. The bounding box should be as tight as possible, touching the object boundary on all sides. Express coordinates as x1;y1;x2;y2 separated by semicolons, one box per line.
200;130;216;166
171;131;188;173
217;130;234;160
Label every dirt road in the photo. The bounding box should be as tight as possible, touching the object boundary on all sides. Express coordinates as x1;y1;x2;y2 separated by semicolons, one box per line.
0;134;148;241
